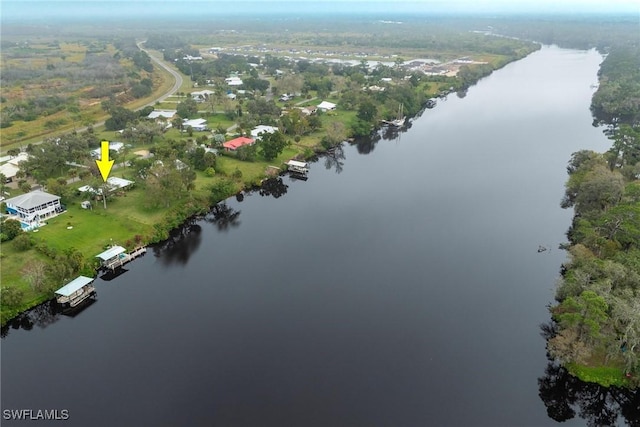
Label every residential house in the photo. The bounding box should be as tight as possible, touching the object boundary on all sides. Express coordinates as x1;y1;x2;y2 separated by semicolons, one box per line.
250;125;278;140
4;190;63;223
317;101;337;111
225;77;243;86
147;110;177;120
182;118;208;132
223;136;255;151
91;142;124;158
191;90;215;102
0;152;29;182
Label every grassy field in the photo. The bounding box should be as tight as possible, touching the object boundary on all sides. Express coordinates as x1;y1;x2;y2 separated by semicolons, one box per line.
0;45;180;152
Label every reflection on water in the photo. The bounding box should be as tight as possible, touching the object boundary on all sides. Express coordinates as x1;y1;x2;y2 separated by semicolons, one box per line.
322;144;346;173
0;299;96;339
153;221;203;266
258;177;289;198
538;323;640;426
204;202;241;232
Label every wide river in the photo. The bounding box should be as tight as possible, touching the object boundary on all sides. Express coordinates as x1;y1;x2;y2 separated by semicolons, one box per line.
1;46;624;426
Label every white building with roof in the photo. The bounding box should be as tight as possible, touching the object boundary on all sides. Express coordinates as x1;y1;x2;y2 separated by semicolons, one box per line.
91;142;124;158
147;110;177;120
225;77;243;86
317;101;337;111
0;152;30;181
4;190;63;223
182;118;208;131
251;125;278;139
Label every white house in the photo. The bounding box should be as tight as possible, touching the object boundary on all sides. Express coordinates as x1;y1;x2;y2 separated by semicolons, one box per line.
182;118;208;132
317;101;337;111
147;110;177;120
225;77;243;86
0;152;29;181
78;177;134;195
251;125;278;140
190;90;215;102
4;190;63;223
91;142;124;158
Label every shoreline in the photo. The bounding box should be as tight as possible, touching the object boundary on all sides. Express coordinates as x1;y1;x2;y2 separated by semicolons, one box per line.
0;44;540;326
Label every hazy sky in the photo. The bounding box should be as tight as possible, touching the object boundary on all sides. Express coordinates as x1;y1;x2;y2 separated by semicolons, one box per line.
2;0;638;22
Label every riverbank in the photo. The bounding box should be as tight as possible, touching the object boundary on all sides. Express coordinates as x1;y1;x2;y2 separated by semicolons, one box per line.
548;44;640;389
0;42;540;326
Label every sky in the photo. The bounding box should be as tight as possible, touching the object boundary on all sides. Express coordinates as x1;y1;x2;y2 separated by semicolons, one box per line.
1;0;638;22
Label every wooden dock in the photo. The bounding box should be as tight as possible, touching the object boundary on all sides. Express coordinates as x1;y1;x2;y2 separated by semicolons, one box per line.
104;246;147;271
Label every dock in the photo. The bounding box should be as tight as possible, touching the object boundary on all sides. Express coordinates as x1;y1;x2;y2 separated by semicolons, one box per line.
96;245;147;271
55;276;97;309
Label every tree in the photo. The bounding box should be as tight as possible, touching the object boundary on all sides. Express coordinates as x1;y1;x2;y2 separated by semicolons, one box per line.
321;121;347;149
0;219;22;241
22;260;48;292
258;131;289;161
176;98;198;118
357;100;378;123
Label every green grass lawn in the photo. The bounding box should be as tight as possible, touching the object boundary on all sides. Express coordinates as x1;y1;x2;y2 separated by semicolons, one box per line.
34;200;154;256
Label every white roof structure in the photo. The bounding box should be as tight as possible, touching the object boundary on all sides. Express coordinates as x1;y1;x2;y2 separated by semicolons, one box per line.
55;276;94;297
251;125;278;139
317;101;336;111
4;190;60;210
96;246;126;261
6;152;29;166
107;177;134;189
183;118;207;128
0;162;20;179
147;110;177;119
225;77;243;86
78;177;133;194
191;90;215;98
91;142;124;157
286;160;308;168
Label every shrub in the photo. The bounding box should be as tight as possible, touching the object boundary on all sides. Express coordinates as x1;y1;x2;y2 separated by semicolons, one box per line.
205;167;216;177
13;233;33;251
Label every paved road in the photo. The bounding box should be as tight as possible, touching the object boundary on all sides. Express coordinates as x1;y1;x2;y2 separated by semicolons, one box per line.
137;41;184;106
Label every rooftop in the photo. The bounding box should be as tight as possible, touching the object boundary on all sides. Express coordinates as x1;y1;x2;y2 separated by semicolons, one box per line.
55;276;94;297
223;136;254;150
4;190;60;210
96;245;126;261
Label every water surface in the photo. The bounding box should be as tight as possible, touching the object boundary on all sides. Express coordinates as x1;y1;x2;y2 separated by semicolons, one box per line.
2;46;620;426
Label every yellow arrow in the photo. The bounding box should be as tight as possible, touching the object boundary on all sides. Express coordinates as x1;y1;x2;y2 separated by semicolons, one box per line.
95;140;114;182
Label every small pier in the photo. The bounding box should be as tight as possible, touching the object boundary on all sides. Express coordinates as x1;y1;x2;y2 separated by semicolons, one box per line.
96;245;147;271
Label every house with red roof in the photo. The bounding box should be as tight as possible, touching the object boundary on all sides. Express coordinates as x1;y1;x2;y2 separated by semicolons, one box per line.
223;136;255;151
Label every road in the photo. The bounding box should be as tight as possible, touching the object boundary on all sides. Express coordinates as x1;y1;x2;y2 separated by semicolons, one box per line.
5;42;183;153
136;41;184;106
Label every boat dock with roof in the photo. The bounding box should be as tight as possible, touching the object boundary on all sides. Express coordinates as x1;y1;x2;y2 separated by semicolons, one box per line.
54;276;96;309
96;245;147;271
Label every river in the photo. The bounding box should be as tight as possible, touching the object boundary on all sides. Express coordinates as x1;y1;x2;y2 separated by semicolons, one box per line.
1;46;627;426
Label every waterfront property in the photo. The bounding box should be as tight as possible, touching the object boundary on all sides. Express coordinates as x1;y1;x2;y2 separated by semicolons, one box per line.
54;276;96;309
4;190;63;226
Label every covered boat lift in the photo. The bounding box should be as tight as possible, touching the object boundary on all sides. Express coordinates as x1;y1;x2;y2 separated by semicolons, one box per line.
55;276;96;309
285;160;309;175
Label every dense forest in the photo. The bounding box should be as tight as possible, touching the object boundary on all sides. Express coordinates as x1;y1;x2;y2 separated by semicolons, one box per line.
520;17;640;387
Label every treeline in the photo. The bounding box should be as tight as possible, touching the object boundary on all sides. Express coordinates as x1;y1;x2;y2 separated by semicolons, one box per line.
550;46;640;388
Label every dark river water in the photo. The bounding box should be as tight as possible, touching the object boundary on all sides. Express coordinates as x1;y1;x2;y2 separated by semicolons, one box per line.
2;46;633;426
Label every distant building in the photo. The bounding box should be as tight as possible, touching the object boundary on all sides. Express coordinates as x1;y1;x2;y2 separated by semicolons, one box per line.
91;142;124;158
223;136;255;151
225;77;243;86
182;118;208;132
250;125;278;139
147;110;177;120
317;101;337;111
